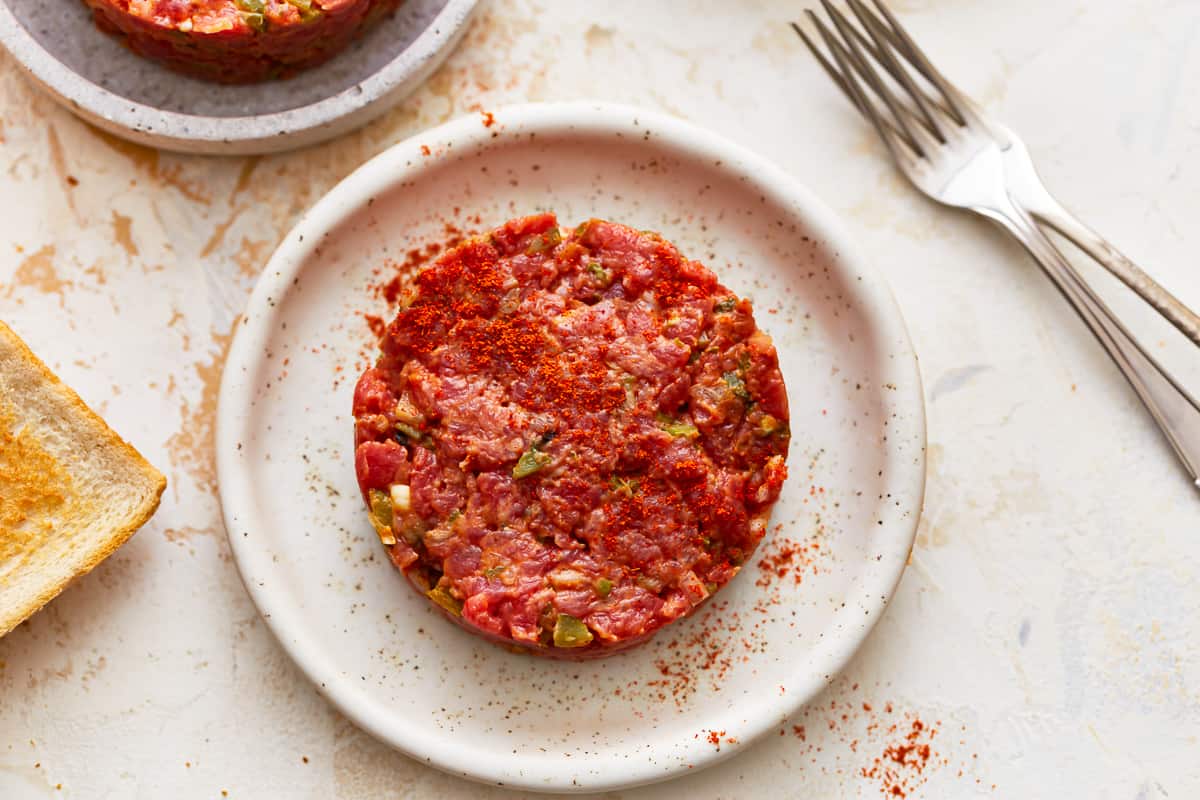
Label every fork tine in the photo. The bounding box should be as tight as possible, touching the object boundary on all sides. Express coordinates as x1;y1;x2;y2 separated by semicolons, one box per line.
807;10;913;165
868;0;968;125
821;1;927;157
846;0;944;143
833;9;961;129
802;10;950;140
794;17;918;148
827;8;886;68
791;21;864;115
799;1;968;132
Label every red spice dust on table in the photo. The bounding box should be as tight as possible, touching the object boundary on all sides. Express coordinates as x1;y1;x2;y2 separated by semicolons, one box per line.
771;683;994;798
862;717;938;797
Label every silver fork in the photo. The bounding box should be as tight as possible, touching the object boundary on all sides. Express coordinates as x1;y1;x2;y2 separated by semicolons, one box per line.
795;0;1200;488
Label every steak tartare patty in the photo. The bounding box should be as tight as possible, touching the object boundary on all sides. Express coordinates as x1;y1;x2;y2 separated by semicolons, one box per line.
353;214;790;657
82;0;403;83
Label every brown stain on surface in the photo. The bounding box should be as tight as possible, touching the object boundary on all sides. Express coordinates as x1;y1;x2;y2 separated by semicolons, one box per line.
408;5;540;127
980;468;1050;523
200;208;241;259
44;126;77;215
583;24;614;53
26;658;75;691
230;157;261;201
167;310;191;355
84;125;211;205
332;715;451;797
82;262;108;286
111;212;139;258
163;525;214;543
165;325;235;495
81;655;108;684
232;236;272;280
84;124;158;171
751;21;806;68
914;443;947;548
5;246;72;302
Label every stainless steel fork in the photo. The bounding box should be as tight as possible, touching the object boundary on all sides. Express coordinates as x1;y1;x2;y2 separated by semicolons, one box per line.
795;0;1200;487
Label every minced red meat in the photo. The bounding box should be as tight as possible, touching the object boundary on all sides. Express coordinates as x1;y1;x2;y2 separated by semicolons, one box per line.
353;214;790;658
82;0;403;83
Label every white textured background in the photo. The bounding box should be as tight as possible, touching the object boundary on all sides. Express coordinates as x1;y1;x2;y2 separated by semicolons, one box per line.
2;1;1198;797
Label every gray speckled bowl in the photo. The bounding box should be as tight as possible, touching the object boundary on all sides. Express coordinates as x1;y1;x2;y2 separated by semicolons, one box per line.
0;0;477;155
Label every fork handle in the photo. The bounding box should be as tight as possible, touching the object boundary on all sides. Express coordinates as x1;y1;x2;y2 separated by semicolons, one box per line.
1024;200;1200;348
994;204;1200;486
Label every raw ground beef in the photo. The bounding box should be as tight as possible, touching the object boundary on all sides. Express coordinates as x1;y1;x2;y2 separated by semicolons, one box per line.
353;213;790;658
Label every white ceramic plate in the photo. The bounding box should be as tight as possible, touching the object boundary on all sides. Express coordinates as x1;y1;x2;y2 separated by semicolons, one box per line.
217;102;926;792
0;0;476;155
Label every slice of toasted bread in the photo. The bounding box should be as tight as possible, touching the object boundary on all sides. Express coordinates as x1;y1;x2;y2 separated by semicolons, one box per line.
0;321;166;637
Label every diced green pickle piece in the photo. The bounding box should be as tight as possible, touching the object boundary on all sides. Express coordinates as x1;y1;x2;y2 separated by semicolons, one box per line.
587;262;611;285
608;476;638;497
368;489;395;544
395;421;424;441
393;398;423;425
756;414;788;437
595;578;613;598
235;0;266;28
397;519;424;546
574;219;595;239
368;489;394;525
284;0;319;20
662;420;699;439
427;586;463;617
513;447;552;479
553;614;593;648
526;228;563;254
723;371;752;404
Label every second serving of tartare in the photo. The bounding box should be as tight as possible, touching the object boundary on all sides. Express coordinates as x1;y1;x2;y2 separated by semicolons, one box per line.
352;213;790;657
82;0;404;83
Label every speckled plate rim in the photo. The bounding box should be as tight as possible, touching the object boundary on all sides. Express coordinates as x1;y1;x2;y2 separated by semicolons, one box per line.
216;102;928;792
0;0;478;155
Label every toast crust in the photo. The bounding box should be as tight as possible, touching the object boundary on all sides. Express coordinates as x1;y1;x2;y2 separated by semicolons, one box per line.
0;320;166;637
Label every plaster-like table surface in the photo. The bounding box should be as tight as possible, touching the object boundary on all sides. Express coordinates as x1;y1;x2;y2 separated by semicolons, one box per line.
2;1;1198;797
